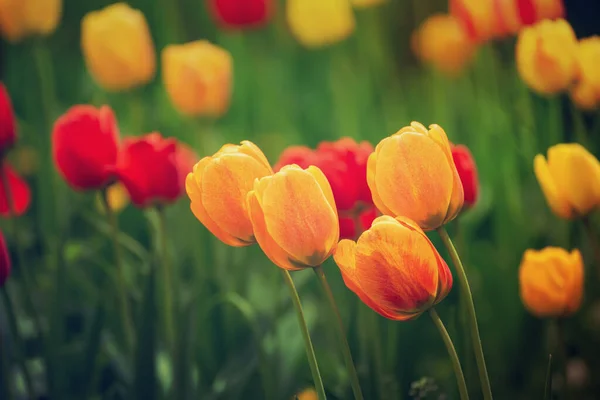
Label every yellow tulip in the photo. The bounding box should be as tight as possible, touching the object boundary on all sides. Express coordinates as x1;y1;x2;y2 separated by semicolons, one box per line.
162;40;233;117
351;0;386;8
186;141;273;246
516;18;578;95
570;36;600;109
247;165;339;270
367;121;463;230
81;3;156;91
534;144;600;219
0;0;61;42
570;80;598;111
519;247;583;318
286;0;355;48
293;388;318;400
97;182;129;214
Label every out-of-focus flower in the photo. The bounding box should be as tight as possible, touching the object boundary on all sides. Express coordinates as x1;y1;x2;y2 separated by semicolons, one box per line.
97;182;129;214
571;81;599;110
516;18;578;95
334;216;453;320
162;40;233;117
367;121;463;230
534;143;600;219
186;141;273;246
570;36;600;110
411;14;476;77
81;3;156;91
247;165;339;270
286;0;355;48
0;83;16;154
451;144;479;208
449;0;496;42
52;105;120;191
208;0;272;29
519;0;565;25
0;0;62;42
351;0;386;8
117;133;196;208
293;388;318;400
519;247;583;317
0;230;10;286
274;138;375;239
0;162;31;217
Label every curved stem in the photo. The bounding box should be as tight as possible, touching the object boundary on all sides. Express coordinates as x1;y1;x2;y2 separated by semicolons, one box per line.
313;266;363;400
101;188;135;355
156;207;176;355
437;227;493;400
429;308;469;400
281;270;326;400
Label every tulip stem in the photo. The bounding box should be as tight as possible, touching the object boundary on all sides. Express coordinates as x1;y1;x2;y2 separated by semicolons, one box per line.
313;265;364;400
581;216;600;280
428;308;469;400
101;188;135;355
437;227;492;400
156;206;176;357
281;270;326;400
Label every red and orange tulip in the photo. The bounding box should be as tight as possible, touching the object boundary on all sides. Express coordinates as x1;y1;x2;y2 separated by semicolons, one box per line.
452;144;479;208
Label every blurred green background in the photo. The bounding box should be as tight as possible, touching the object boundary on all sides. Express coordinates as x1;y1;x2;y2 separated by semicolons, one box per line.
2;0;600;399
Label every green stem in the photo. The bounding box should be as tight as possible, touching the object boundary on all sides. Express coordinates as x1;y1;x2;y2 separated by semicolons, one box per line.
156;207;176;356
101;188;135;355
581;216;600;281
555;319;568;400
369;309;385;399
0;288;34;398
313;266;363;400
437;227;493;400
429;308;469;400
281;270;326;400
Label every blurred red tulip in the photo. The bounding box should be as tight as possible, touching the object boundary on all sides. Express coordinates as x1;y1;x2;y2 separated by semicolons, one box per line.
118;133;197;208
52;105;120;191
0;229;10;286
0;82;17;154
274;137;376;239
0;162;31;217
208;0;272;29
451;144;479;208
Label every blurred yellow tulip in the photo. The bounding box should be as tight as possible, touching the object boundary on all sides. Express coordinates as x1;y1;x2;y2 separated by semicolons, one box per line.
534;144;600;219
293;388;318;400
162;40;233;117
351;0;386;8
570;80;599;111
186;141;273;246
97;182;129;214
0;0;62;42
286;0;355;48
516;18;578;95
367;121;463;230
247;164;339;270
570;36;600;110
519;247;583;318
81;3;156;91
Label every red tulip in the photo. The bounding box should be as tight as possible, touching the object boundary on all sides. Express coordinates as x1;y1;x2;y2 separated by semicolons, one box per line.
274;137;376;239
208;0;272;29
0;230;10;287
52;105;120;190
0;163;31;217
0;83;17;154
451;144;479;208
117;133;197;208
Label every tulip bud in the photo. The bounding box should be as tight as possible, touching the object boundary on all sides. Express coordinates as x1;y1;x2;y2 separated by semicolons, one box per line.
162;40;233;117
516;18;578;95
0;83;17;154
186;141;273;246
52;105;120;191
0;0;62;42
451;144;479;208
0;230;10;287
334;216;453;320
449;0;496;42
571;36;600;109
97;182;129;214
0;162;31;217
81;3;156;91
293;388;318;400
286;0;355;48
247;165;339;270
208;0;273;29
519;247;583;317
367;121;463;230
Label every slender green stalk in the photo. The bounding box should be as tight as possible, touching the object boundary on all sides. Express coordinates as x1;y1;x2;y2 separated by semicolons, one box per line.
429;308;469;400
581;216;600;280
281;270;326;400
368;308;385;399
437;227;493;400
156;207;176;355
313;266;363;400
101;188;135;354
554;319;568;400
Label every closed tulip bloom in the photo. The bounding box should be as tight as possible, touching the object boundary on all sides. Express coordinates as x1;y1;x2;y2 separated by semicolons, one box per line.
519;247;583;317
0;0;61;41
570;80;599;110
449;0;496;42
575;37;600;94
0;163;31;217
294;388;318;400
0;230;10;286
81;3;155;91
367;121;463;230
52;105;120;191
162;40;233;117
516;18;578;95
334;216;453;320
247;165;339;270
534;144;600;219
0;83;16;153
519;0;565;24
97;182;129;214
286;0;355;48
451;144;479;208
209;0;272;29
186;141;273;246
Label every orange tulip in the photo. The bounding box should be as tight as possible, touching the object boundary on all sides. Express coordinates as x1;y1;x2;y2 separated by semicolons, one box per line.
334;216;452;320
186;141;272;246
519;247;583;317
0;0;62;42
367;121;463;230
247;165;339;270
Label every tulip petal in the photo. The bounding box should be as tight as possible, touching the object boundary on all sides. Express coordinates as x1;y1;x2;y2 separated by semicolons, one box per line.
0;163;31;217
533;154;573;219
305;165;338;217
566;249;584;314
366;151;394;216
